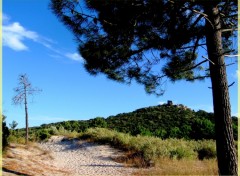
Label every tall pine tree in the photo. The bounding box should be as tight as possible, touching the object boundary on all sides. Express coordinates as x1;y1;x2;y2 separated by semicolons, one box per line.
50;0;238;174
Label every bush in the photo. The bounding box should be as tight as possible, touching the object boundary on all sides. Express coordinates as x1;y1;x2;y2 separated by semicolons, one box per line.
170;148;188;160
89;117;107;128
2;115;10;149
197;147;216;160
8;135;25;144
37;130;51;141
49;126;58;135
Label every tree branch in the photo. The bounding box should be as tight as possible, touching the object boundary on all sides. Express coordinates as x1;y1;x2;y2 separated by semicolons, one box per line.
221;28;238;32
187;75;210;81
177;43;206;50
157;59;209;80
168;0;214;29
224;55;239;57
202;56;215;65
69;6;117;26
228;82;235;88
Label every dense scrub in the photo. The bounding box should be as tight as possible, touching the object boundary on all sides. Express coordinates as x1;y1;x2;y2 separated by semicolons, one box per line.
80;128;217;167
34;104;237;140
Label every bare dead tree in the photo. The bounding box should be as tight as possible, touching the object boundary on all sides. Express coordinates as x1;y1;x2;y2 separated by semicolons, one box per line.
12;74;41;144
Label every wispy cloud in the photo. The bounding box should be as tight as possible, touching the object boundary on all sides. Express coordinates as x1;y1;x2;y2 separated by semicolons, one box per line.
65;52;84;62
3;22;39;51
2;13;10;22
3;13;84;63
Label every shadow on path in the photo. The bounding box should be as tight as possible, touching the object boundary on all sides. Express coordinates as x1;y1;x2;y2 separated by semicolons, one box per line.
3;167;31;176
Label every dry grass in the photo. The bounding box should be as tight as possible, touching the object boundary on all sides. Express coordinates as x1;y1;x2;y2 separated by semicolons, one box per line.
113;150;151;168
3;142;69;176
133;158;218;175
81;128;218;175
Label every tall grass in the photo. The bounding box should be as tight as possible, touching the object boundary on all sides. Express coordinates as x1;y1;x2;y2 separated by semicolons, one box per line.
8;126;80;144
134;158;218;175
80;128;216;166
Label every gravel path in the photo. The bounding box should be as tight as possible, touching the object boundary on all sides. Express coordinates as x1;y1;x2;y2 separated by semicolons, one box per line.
39;136;138;176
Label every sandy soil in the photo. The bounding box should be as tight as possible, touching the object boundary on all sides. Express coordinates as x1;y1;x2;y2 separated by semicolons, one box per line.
2;136;139;176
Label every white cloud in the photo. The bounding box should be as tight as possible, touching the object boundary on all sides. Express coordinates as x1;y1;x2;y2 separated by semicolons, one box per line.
3;22;39;51
3;13;84;63
65;52;84;62
2;13;56;52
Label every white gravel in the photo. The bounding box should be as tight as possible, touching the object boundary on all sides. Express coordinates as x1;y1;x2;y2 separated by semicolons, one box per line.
39;136;138;176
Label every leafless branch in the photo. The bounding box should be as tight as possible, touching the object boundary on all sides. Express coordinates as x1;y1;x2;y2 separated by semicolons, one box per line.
221;28;238;32
225;63;236;67
224;55;239;57
202;56;215;65
228;82;235;88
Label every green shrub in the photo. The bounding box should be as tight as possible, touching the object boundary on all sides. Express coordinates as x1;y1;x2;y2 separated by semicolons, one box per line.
58;125;70;135
2;115;10;149
49;126;59;135
37;130;51;141
170;148;188;160
80;128;216;164
8;135;25;144
89;117;107;128
155;129;167;139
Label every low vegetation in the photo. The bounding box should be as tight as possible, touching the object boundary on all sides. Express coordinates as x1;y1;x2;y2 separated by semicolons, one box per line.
79;128;218;174
5;104;228;175
6;126;218;174
80;128;217;165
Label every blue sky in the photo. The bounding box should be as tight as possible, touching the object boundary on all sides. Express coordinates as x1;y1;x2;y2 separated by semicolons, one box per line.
2;0;238;128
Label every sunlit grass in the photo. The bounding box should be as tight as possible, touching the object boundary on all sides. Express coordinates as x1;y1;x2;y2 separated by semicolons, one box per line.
134;158;218;175
81;128;216;172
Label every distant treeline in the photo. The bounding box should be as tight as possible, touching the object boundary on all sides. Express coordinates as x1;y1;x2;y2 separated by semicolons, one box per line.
28;104;237;140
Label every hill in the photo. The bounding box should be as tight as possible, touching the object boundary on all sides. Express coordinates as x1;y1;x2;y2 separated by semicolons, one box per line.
37;102;237;140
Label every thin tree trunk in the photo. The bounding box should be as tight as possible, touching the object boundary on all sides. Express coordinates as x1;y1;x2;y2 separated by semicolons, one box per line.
205;4;237;175
24;87;29;144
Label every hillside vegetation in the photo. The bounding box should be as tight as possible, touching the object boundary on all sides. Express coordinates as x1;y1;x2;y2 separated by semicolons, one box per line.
11;103;237;144
37;103;237;140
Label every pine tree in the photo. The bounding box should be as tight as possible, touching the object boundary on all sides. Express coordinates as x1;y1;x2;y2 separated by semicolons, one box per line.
13;74;41;144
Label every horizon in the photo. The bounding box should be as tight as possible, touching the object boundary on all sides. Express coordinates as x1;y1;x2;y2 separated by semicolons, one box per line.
12;102;238;130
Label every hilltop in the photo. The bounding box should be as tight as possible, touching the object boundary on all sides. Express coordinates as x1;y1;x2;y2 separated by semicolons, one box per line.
36;102;237;140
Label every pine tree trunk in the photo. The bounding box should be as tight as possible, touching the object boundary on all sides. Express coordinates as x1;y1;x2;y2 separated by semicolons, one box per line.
205;4;237;175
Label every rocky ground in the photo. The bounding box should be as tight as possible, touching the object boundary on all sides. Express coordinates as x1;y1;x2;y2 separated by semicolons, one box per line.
2;136;140;176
